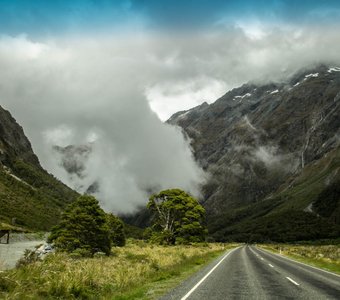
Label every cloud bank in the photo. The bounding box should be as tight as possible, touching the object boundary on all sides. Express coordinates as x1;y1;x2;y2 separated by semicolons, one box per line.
0;34;206;213
1;22;340;213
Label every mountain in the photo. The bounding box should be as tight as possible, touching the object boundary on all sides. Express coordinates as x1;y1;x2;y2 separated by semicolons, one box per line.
0;105;78;231
168;65;340;242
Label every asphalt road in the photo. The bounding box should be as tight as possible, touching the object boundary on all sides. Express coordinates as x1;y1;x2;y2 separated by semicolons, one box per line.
0;240;44;270
161;245;340;300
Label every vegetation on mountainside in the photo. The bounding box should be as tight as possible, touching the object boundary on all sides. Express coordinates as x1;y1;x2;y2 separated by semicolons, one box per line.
12;160;77;206
313;180;340;223
259;243;340;274
208;147;340;243
0;222;26;232
0;161;78;231
0;241;231;299
269;147;340;215
147;189;207;245
215;210;340;243
48;195;126;256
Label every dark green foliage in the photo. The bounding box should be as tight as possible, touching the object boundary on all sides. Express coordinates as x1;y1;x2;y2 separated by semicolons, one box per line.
0;162;78;231
48;195;111;256
0;160;78;230
13;160;78;207
106;213;126;246
212;211;340;243
121;207;151;229
313;180;340;224
147;189;207;244
0;274;15;293
124;223;144;239
208;147;340;243
16;249;41;268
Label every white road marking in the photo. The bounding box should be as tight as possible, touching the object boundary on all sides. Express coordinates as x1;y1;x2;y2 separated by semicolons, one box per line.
286;277;300;286
181;247;240;300
268;264;274;268
249;247;264;261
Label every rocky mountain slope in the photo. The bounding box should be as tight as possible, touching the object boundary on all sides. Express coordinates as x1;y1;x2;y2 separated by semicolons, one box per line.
0;107;40;168
0;105;78;230
169;65;340;242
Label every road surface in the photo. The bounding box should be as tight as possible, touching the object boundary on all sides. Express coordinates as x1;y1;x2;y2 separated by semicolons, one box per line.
161;245;340;299
0;240;44;270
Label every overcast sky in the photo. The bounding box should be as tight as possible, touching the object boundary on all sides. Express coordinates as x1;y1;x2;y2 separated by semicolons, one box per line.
1;0;340;213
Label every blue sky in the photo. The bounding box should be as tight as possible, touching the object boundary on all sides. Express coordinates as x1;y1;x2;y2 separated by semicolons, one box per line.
1;0;340;36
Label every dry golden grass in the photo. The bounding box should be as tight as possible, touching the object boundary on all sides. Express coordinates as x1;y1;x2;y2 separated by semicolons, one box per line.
0;241;233;299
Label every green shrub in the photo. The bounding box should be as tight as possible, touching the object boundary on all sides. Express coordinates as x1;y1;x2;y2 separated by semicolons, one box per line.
49;195;111;255
16;249;41;268
107;213;126;247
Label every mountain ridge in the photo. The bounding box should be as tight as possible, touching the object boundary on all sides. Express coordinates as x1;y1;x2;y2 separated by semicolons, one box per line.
168;64;340;241
0;104;78;230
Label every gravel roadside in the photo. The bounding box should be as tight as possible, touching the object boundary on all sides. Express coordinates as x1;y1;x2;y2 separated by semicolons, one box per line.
0;234;46;270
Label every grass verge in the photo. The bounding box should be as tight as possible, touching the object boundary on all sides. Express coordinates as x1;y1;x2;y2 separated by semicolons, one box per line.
0;240;237;299
258;243;340;275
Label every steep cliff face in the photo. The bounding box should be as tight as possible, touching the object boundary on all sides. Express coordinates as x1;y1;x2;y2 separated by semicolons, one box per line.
169;65;340;241
0;106;40;168
0;105;78;230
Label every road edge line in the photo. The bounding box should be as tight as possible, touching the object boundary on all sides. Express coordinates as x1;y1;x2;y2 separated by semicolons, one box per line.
286;276;300;286
180;246;241;300
256;246;340;278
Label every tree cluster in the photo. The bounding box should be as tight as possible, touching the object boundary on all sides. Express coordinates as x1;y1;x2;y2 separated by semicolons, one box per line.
147;189;207;244
48;195;125;256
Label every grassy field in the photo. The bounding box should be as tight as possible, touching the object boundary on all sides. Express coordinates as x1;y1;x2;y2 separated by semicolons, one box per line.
259;243;340;274
0;240;236;299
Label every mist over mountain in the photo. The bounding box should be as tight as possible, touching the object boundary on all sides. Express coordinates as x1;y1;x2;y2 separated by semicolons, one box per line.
165;64;340;241
170;65;339;208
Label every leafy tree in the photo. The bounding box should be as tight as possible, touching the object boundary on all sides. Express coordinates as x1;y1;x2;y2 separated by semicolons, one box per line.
147;189;207;244
106;213;126;246
48;195;111;256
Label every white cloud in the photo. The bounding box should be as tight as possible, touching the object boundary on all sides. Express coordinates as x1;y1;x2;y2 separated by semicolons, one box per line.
43;125;75;147
1;23;340;212
0;34;49;59
0;35;206;213
146;77;227;120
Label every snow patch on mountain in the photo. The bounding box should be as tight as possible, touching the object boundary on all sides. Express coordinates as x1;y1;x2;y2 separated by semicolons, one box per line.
233;93;252;101
328;67;340;73
305;73;319;78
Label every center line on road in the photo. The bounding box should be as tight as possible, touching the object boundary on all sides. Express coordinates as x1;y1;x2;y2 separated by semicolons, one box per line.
268;264;274;268
286;277;300;286
180;247;240;300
